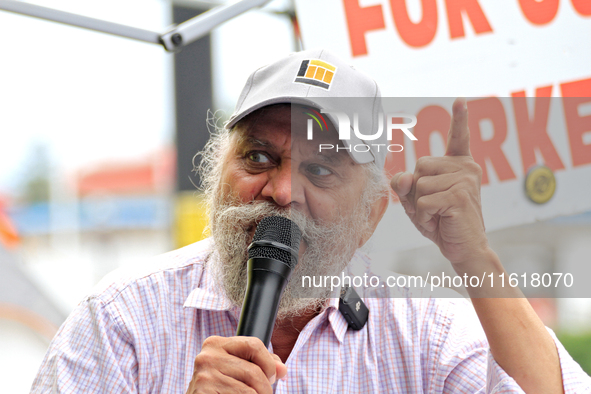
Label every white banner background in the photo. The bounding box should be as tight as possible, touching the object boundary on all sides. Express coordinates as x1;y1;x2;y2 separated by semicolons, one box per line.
294;0;591;253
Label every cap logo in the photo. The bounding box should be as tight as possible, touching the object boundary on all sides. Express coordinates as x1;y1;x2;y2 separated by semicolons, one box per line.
294;59;337;90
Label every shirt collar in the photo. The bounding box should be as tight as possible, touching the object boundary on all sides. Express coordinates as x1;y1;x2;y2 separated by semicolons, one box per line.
183;246;368;344
184;286;233;311
183;254;234;312
326;296;349;343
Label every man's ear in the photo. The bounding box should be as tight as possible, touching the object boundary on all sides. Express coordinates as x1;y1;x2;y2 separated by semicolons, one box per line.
358;193;389;248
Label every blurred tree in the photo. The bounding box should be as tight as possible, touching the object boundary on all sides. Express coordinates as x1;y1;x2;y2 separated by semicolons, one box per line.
557;331;591;374
19;144;51;204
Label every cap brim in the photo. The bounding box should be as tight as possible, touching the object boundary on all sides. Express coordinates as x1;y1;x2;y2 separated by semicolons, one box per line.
226;96;377;165
226;96;328;130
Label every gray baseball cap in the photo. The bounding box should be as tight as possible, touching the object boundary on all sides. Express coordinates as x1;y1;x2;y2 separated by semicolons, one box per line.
226;49;386;169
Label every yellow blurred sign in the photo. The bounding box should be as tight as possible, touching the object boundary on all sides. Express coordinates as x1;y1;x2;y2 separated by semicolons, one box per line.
174;191;209;248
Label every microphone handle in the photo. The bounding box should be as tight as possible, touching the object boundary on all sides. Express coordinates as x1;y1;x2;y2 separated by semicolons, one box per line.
236;257;292;347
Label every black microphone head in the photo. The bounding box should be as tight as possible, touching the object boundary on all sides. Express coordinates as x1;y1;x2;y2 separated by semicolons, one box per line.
248;216;302;269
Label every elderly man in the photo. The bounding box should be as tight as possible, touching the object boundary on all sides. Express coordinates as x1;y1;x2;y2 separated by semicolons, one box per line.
32;50;589;393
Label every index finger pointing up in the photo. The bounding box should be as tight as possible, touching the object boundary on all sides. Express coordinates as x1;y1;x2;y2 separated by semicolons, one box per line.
445;97;471;157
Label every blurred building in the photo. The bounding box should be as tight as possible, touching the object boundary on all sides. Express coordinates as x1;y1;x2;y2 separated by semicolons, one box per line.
7;148;176;312
1;147;184;390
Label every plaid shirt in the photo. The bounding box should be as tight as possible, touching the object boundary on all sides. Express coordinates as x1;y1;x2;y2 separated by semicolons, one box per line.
32;238;590;393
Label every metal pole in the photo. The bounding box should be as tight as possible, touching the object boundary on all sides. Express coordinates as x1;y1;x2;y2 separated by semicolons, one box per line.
0;0;161;44
0;0;272;51
161;0;271;51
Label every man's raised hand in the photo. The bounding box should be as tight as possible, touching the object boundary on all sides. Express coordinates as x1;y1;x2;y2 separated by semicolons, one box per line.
390;98;490;267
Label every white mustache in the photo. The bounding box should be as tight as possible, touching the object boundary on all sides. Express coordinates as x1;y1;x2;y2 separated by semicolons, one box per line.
211;200;324;246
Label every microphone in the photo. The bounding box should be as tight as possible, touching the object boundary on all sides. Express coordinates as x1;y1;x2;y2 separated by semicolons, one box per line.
236;216;302;346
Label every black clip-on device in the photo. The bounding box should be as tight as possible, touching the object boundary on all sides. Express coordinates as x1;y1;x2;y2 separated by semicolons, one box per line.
339;285;369;330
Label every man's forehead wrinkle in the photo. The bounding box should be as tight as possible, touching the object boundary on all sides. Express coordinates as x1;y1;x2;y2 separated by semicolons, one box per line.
230;127;292;158
231;107;273;141
246;137;272;148
231;123;274;150
230;123;250;148
295;140;355;166
314;151;343;165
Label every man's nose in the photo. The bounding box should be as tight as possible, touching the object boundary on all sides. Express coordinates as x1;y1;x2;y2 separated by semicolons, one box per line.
261;161;304;207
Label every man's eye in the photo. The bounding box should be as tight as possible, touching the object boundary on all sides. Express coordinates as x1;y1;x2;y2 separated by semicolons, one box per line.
307;164;332;176
247;152;270;163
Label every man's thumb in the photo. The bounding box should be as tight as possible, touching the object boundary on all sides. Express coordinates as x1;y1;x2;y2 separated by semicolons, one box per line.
390;172;413;198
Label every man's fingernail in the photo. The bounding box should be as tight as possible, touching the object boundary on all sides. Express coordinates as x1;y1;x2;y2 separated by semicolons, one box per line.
270;373;276;384
395;173;405;187
281;373;288;381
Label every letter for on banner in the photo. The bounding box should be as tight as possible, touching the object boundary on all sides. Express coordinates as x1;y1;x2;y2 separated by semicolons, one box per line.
343;0;386;57
467;97;517;185
571;0;591;16
389;0;438;47
512;86;565;173
517;0;559;25
413;105;451;159
561;78;591;167
444;0;493;39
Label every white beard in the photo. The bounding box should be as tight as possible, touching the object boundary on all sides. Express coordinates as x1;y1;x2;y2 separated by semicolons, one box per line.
207;194;372;320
